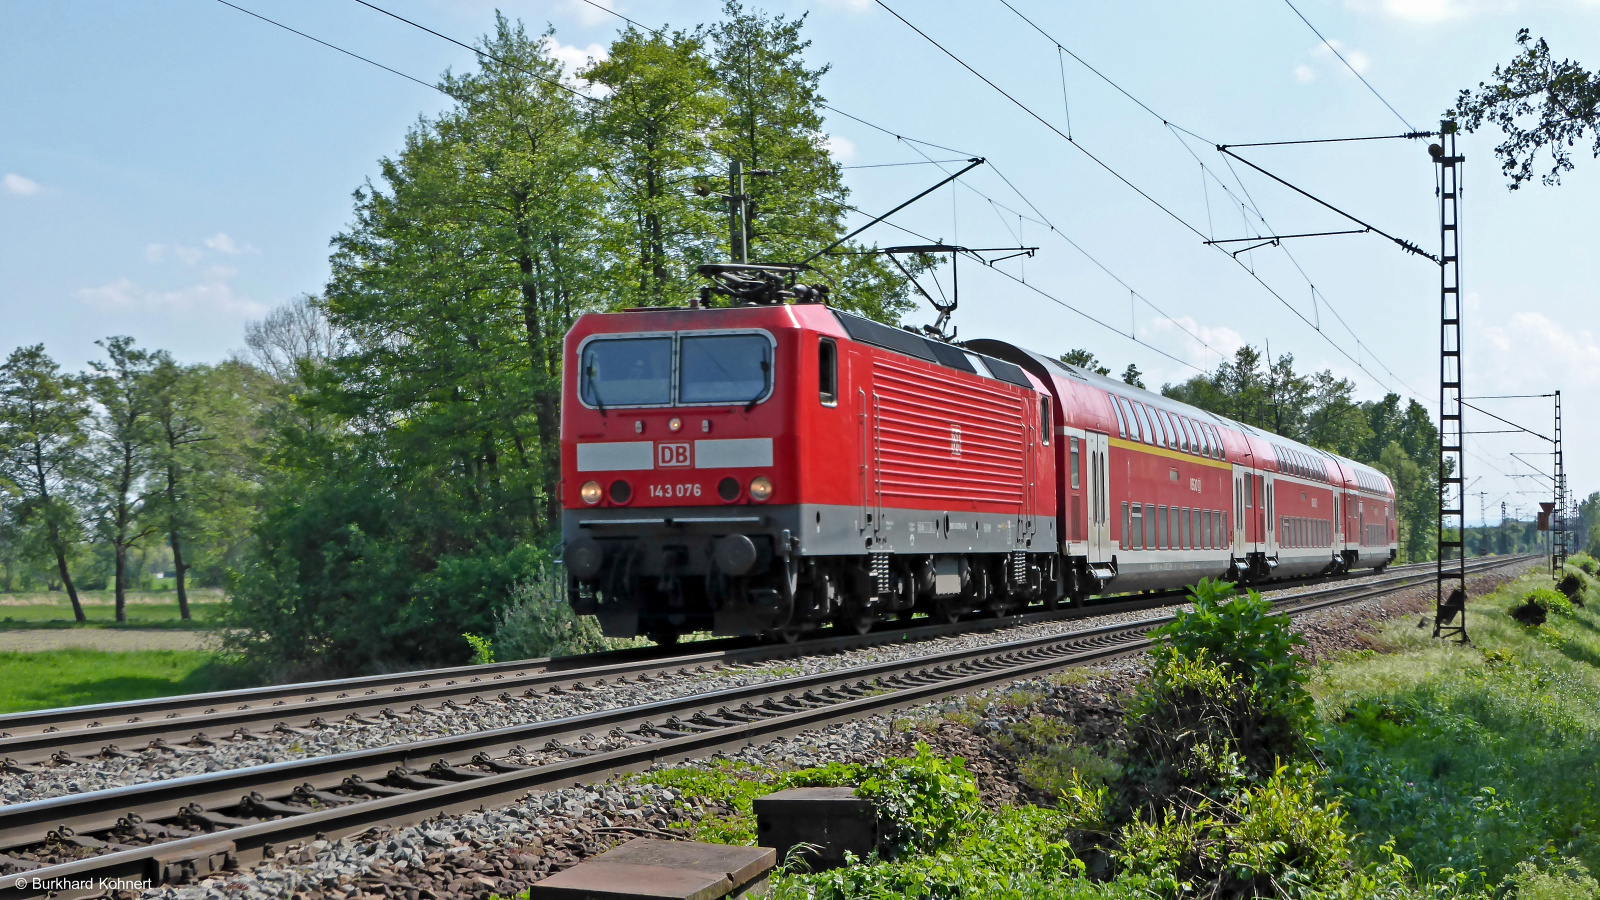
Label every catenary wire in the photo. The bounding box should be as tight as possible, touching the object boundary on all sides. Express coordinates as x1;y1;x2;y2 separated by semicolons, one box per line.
212;0;447;94
987;0;1428;401
1280;0;1417;132
878;0;1426;404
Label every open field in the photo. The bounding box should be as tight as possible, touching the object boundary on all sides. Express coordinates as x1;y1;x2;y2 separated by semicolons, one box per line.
0;649;228;714
0;589;226;629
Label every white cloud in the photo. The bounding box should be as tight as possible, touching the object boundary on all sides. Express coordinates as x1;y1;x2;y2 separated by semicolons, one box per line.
1344;0;1520;21
1146;315;1246;372
1311;39;1371;75
3;173;41;196
825;134;858;162
77;277;267;317
542;37;608;74
203;232;243;255
1480;310;1600;390
563;0;619;27
1294;64;1317;83
173;245;204;266
144;244;165;264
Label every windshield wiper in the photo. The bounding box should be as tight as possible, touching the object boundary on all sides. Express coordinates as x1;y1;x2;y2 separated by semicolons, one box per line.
585;364;607;417
744;357;771;413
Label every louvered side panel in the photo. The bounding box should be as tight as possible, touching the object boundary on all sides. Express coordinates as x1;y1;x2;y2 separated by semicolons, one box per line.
872;359;1025;508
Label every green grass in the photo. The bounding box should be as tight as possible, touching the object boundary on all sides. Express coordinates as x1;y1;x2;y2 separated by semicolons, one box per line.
0;649;231;713
0;590;226;629
1315;570;1600;890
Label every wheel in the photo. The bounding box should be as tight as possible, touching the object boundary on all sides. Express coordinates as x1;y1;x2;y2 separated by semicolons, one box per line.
846;612;874;636
775;624;804;644
646;625;680;647
934;598;962;625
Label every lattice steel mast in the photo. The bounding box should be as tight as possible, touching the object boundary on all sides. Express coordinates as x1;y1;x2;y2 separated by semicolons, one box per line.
1554;389;1567;577
1432;123;1468;641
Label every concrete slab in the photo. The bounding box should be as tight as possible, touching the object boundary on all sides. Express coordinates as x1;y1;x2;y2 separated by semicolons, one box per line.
528;838;776;900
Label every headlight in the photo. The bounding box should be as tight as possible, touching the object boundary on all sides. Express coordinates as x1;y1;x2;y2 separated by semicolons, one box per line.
580;481;603;505
749;476;773;502
668;416;683;432
609;480;632;504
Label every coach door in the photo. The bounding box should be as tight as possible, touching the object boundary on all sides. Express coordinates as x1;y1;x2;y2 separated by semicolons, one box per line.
1264;474;1278;557
853;354;881;544
1086;432;1111;563
1232;467;1247;555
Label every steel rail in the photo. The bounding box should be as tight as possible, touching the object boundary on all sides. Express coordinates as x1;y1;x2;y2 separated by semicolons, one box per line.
0;561;1446;748
0;556;1529;899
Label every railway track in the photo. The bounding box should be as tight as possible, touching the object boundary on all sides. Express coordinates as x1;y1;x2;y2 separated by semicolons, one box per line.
0;554;1530;899
0;559;1448;759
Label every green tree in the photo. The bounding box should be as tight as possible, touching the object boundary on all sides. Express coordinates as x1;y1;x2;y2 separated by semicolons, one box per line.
1121;363;1145;389
1453;29;1600;189
231;18;594;673
1377;441;1430;562
85;336;160;622
0;345;89;619
585;26;724;307
706;2;915;323
146;358;269;617
1059;348;1110;376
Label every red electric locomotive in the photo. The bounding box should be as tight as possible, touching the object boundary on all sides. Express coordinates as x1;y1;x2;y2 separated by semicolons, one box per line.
560;266;1397;642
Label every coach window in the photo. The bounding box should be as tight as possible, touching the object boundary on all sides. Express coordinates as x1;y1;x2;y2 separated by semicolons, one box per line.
1070;437;1081;489
1211;425;1226;460
1040;397;1051;445
1159;410;1178;448
1111;398;1129;438
1135;404;1157;446
818;338;838;406
1170;506;1180;550
1146;502;1157;548
1129;503;1141;549
1121;502;1131;549
1178;417;1194;453
1157;505;1167;549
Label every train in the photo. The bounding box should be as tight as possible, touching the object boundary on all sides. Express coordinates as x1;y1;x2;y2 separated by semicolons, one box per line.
559;265;1397;643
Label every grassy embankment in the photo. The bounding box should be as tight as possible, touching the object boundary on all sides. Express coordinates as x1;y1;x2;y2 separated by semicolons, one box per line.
597;562;1600;900
0;589;231;713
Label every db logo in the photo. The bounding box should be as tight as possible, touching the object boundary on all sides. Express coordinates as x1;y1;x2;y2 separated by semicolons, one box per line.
657;442;691;467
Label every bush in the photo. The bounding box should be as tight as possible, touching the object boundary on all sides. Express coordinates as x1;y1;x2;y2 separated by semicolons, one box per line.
1115;579;1313;821
490;569;638;661
1512;587;1573;626
1558;571;1591;607
1115;766;1354;899
1569;554;1600;578
1503;858;1600;900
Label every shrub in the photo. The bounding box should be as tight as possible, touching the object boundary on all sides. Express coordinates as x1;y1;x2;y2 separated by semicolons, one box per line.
1115;766;1353;900
1512;587;1573;626
1502;858;1600;900
462;633;494;665
491;569;636;661
1115;579;1313;820
1558;571;1591;607
1569;553;1600;578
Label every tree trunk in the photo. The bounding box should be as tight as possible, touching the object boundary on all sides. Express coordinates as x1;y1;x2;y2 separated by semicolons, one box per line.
170;527;190;620
166;462;190;619
114;545;127;623
517;247;561;533
53;540;84;623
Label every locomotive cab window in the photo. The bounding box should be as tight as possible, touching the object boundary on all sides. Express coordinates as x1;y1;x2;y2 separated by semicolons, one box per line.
580;336;673;407
1070;437;1080;488
1040;397;1050;445
679;333;772;405
818;338;838;407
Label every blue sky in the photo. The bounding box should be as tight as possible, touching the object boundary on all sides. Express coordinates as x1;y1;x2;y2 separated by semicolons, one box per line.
2;0;1596;523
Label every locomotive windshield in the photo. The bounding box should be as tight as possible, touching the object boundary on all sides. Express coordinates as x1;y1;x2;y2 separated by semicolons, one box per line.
580;336;672;407
578;332;772;408
679;334;771;404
